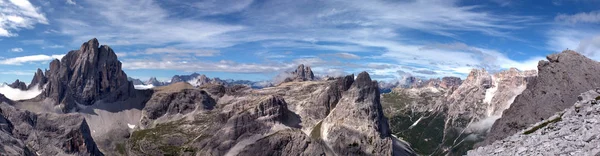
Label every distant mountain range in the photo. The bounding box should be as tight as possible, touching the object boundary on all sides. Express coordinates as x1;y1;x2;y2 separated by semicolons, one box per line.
127;74;274;90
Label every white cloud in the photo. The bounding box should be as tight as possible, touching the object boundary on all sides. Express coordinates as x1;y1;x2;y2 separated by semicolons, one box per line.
576;35;600;59
0;70;33;75
56;0;244;47
47;0;541;79
0;54;65;65
121;59;292;73
66;0;76;5
334;52;360;59
546;13;600;60
20;39;45;45
555;11;600;24
10;47;23;52
0;83;42;100
193;0;253;16
0;0;48;37
143;47;220;56
42;44;65;49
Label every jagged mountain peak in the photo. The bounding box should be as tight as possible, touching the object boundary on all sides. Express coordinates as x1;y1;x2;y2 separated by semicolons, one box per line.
38;38;134;112
283;64;316;83
28;68;47;90
8;79;27;91
353;71;374;88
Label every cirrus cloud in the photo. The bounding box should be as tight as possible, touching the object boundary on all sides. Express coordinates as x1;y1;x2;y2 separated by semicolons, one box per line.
0;54;65;65
0;0;48;37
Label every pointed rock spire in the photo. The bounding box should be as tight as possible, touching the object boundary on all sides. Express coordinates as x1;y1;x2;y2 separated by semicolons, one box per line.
28;68;47;90
8;79;27;91
283;64;316;83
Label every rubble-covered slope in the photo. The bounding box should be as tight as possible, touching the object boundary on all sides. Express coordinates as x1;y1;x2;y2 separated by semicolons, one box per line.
469;90;600;155
482;50;600;146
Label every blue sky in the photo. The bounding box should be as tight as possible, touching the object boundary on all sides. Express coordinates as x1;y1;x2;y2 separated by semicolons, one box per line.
1;0;600;83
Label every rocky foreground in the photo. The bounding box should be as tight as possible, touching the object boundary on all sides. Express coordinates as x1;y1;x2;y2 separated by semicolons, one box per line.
469;90;600;155
1;97;103;155
482;50;600;146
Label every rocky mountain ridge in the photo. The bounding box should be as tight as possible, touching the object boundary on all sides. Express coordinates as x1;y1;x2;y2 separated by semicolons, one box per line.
1;38;416;155
124;71;415;155
382;67;536;155
129;74;274;90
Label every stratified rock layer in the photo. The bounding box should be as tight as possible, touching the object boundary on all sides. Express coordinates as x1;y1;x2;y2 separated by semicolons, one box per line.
481;50;600;146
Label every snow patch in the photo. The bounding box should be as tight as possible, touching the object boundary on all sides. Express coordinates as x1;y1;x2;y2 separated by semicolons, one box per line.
0;84;43;101
187;78;199;87
483;76;497;105
408;116;423;129
484;76;498;116
134;84;154;90
127;123;136;129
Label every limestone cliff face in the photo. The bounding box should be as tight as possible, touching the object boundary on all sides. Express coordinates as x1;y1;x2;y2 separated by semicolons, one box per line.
382;67;536;155
481;50;600;146
39;38;135;112
446;69;493;121
321;72;404;155
484;68;536;117
446;68;536;122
